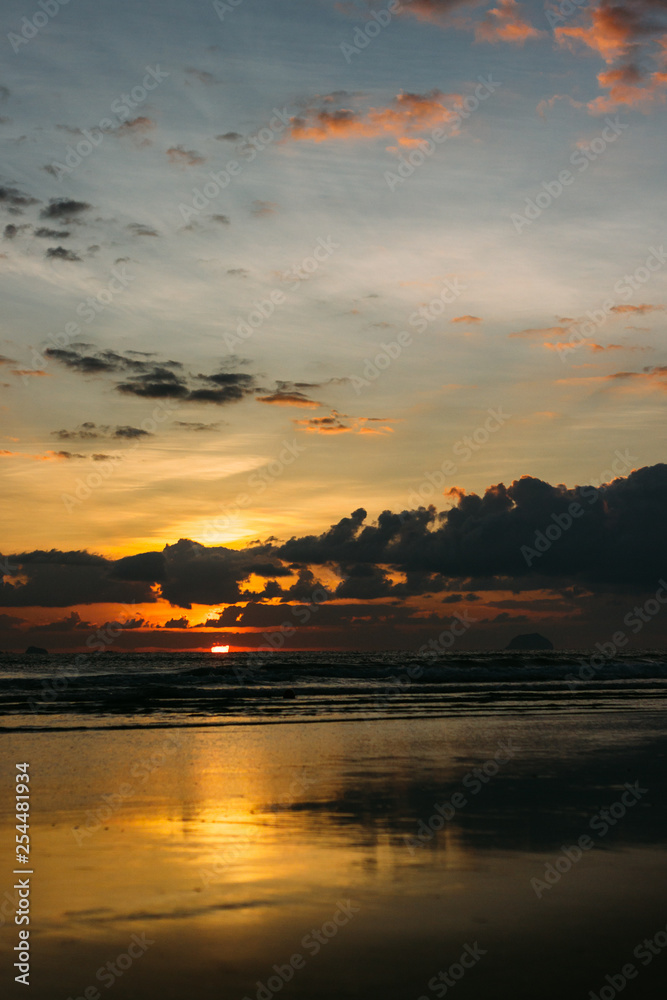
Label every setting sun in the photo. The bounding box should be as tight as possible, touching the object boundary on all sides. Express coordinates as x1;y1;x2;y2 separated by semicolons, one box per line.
210;645;230;653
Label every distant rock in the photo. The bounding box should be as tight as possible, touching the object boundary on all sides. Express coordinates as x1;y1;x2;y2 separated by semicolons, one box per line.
25;645;48;655
505;633;553;651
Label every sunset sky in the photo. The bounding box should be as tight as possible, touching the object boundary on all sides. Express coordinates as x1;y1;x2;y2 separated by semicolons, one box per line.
1;0;666;650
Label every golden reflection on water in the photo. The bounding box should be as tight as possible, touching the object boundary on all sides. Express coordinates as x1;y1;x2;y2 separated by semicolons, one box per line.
1;714;666;1000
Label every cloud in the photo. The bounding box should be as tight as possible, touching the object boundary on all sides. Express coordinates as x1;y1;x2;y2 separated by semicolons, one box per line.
277;463;667;589
0;549;157;607
173;421;222;432
118;369;255;405
44;346;257;406
216;132;243;141
184;68;221;85
474;0;543;44
34;227;70;239
294;411;396;435
45;246;81;262
127;223;160;237
163;617;189;628
251;200;278;217
610;303;664;314
451;314;482;324
3;223;30;239
210;214;230;225
555;0;667;112
53;422;153;441
6;464;667;611
257;391;323;408
166;145;206;167
0;184;39;214
40;198;90;221
115;117;156;143
287;90;466;146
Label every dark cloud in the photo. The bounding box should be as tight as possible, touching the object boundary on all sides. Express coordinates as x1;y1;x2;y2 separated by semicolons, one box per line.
0;184;39;213
216;132;243;141
40;198;90;221
163;617;189;629
277;465;667;590
111;551;166;582
46;346;255;406
173;421;222;432
127;223;160;237
54;422;153;441
8;467;665;613
34;227;70;239
3;223;29;239
45;247;81;262
210;214;230;225
0;550;156;607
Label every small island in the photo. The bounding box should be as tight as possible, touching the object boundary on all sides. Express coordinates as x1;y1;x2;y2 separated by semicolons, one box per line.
505;633;554;651
25;646;48;655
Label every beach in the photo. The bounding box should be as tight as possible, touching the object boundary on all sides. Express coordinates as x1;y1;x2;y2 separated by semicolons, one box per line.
2;692;666;999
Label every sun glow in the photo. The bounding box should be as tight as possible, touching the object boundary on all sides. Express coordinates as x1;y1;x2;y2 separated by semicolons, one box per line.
210;644;230;653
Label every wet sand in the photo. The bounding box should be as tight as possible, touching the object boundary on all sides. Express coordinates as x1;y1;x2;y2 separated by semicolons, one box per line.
1;710;666;999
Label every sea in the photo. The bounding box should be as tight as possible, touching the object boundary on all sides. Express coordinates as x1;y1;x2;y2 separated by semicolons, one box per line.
1;648;666;731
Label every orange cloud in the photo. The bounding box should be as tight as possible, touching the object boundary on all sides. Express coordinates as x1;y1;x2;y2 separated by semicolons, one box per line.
294;411;396;435
555;1;667;112
451;314;482;324
610;303;664;314
0;449;86;461
557;366;667;390
288;90;465;145
474;0;543;44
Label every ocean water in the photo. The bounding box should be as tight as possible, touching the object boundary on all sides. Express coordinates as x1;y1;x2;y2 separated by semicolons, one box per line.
1;649;666;731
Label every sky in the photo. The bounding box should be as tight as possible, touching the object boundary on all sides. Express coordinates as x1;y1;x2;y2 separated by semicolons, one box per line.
1;0;666;651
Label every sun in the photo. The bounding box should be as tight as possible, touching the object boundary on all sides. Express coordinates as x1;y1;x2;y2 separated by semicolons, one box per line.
210;644;230;653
